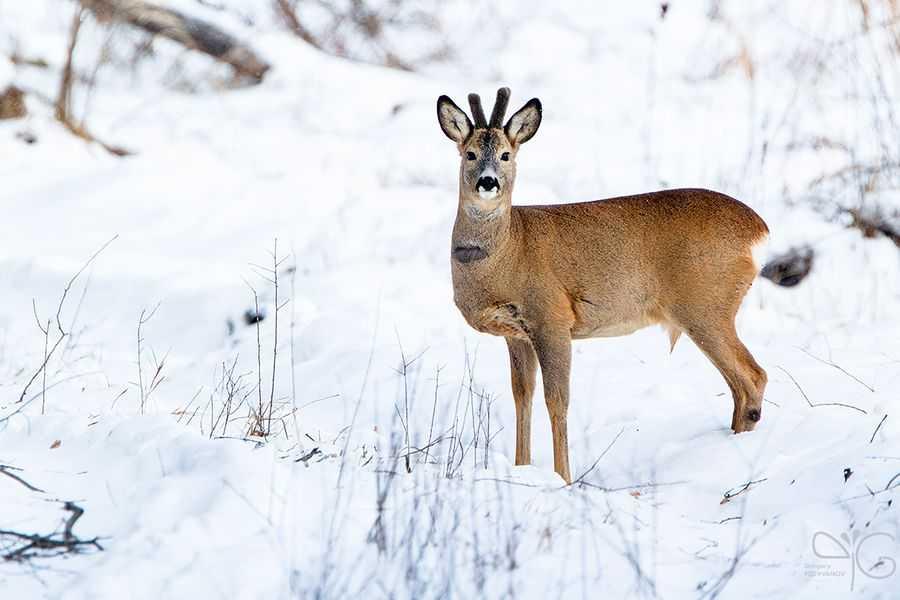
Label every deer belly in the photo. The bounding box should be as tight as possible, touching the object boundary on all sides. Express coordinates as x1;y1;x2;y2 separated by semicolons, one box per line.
573;318;655;339
571;300;660;339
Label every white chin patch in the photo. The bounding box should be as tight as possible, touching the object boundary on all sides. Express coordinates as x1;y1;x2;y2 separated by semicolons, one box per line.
751;235;770;272
478;189;498;200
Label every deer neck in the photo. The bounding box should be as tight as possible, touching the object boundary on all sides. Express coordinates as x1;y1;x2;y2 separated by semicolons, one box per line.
451;193;515;264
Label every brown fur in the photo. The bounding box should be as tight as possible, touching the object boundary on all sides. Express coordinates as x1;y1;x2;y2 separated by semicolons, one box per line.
438;92;768;483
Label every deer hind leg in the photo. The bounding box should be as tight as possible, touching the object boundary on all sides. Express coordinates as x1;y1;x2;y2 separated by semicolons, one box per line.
683;322;767;433
506;337;537;465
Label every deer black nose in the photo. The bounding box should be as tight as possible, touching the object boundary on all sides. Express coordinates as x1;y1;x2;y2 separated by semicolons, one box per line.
476;176;499;192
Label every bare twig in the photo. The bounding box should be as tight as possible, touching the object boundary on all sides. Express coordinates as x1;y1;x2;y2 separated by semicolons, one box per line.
273;0;440;72
245;282;264;436
720;478;767;505
797;347;875;392
424;365;442;465
321;296;380;595
242;241;290;438
870;414;888;443
55;7;131;156
776;366;867;415
717;516;742;525
698;532;765;600
289;251;300;440
0;465;46;493
13;236;118;413
569;428;626;488
268;239;281;436
56;7;85;124
56;236;120;337
274;0;324;49
885;471;900;492
39;315;50;414
136;303;163;415
393;332;423;474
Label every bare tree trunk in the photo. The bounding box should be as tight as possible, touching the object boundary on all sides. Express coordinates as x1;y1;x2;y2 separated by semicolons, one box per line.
80;0;270;83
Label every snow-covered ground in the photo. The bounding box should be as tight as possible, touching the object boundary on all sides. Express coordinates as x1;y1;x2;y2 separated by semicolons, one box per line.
1;1;898;598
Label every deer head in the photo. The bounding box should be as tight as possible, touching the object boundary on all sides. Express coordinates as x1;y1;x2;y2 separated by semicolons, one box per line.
437;88;542;220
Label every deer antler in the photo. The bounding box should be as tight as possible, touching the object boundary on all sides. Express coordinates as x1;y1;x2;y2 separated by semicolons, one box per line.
468;93;488;128
489;87;510;128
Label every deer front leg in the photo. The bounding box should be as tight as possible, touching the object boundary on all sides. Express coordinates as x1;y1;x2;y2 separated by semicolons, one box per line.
506;337;537;465
531;329;572;484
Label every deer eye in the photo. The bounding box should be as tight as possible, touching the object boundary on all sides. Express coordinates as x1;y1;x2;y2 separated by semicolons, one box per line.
501;152;510;161
466;151;476;161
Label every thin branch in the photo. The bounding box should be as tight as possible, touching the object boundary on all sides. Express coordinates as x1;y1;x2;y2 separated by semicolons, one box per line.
0;465;46;493
55;7;131;156
797;347;875;392
870;414;888;443
243;281;264;436
14;236;118;409
568;428;626;488
56;235;120;336
136;303;162;415
288;251;300;441
720;478;767;505
268;239;279;436
274;0;324;50
55;7;85;124
424;365;442;465
776;365;867;415
885;471;900;492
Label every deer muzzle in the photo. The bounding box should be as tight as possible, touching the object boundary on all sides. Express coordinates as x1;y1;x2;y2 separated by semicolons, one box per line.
476;174;500;199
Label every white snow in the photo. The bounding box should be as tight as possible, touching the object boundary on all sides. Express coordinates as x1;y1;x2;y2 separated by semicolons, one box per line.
0;1;898;599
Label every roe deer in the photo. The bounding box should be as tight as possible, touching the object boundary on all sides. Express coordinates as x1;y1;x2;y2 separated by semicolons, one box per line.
436;87;769;483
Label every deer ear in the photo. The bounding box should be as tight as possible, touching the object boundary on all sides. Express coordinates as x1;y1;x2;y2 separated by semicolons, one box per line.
437;95;473;144
505;98;542;145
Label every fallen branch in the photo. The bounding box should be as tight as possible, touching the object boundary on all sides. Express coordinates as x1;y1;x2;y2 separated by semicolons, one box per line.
0;502;102;561
295;447;322;464
720;478;767;505
717;516;742;524
81;0;270;83
0;465;45;493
